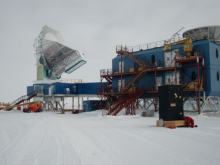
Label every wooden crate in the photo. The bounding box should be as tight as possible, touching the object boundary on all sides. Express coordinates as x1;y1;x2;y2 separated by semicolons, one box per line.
129;68;134;72
61;109;83;114
138;67;143;71
128;87;136;92
156;120;186;127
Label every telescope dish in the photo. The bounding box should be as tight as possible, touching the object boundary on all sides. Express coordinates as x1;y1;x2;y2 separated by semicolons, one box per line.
33;25;86;80
183;26;220;43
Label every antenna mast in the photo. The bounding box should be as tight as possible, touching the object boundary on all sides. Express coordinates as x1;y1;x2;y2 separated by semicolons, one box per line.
171;27;184;39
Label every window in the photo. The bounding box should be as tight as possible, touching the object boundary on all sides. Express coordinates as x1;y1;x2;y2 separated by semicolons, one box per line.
191;71;196;81
151;55;155;64
158;60;161;67
217;71;219;81
216;49;219;58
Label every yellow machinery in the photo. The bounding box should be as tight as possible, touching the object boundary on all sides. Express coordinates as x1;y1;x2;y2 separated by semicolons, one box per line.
163;38;193;58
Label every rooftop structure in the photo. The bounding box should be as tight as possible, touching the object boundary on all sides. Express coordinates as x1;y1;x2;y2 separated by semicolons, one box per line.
183;25;220;43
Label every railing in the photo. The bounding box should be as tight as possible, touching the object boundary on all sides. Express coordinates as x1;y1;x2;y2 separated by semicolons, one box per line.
59;78;83;83
100;57;191;77
116;37;184;52
100;69;112;76
0;102;10;106
10;89;39;106
10;95;28;106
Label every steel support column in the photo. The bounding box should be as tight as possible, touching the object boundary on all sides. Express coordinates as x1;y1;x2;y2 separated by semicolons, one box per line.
197;56;201;114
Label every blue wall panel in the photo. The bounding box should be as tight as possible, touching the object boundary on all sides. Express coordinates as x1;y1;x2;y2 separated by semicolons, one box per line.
43;84;51;95
83;100;104;112
76;82;107;95
53;83;73;94
27;86;34;96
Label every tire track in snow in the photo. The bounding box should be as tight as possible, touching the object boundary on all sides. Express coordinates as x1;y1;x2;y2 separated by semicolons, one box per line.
0;123;28;159
59;121;123;165
114;127;198;165
46;120;83;165
32;125;50;165
73;126;124;165
2;121;48;165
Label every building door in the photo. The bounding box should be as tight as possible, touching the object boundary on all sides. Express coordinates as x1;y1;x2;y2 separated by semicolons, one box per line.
156;77;162;90
119;61;124;73
49;85;54;95
118;79;125;92
151;55;155;64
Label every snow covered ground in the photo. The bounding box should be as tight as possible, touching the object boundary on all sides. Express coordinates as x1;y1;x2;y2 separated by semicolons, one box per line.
0;110;220;165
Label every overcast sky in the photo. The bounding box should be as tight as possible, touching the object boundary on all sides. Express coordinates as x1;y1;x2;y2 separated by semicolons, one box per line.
0;0;220;102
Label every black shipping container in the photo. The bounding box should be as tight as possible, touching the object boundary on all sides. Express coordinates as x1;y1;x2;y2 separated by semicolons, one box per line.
158;85;184;121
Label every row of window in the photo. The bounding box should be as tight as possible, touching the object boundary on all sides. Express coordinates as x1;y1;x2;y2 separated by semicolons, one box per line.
191;71;220;82
151;49;219;61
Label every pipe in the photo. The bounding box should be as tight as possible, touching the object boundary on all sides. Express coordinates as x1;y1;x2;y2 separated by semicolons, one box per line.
174;60;177;85
197;56;201;114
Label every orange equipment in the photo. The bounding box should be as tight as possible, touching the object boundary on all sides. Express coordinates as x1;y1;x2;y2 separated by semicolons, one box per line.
0;101;43;113
23;101;43;113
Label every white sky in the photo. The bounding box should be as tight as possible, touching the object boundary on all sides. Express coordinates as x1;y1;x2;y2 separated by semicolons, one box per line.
0;0;220;102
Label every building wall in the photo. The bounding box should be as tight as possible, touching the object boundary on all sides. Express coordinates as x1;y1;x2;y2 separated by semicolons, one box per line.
76;82;106;94
208;42;220;95
111;40;220;97
27;82;106;96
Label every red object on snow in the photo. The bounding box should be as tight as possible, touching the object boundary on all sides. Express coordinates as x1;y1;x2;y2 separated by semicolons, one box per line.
168;127;176;129
183;116;195;127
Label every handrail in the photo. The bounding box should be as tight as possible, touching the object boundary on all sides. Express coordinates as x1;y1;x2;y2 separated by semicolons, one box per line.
10;90;38;106
10;95;28;106
116;37;184;53
59;78;83;83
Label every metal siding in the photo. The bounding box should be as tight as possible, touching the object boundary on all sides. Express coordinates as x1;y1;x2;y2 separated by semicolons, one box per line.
53;83;73;94
206;41;220;96
43;84;51;95
76;82;106;95
83;100;102;112
112;77;118;92
209;69;220;96
27;86;34;96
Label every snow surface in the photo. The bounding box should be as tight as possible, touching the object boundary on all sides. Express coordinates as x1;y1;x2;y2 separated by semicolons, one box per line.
0;110;220;165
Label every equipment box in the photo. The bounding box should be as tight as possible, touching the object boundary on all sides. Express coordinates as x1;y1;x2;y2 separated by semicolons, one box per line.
158;85;184;121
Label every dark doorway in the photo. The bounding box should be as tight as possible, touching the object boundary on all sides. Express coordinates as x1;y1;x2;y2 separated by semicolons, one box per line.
191;71;196;81
217;71;219;81
151;55;155;64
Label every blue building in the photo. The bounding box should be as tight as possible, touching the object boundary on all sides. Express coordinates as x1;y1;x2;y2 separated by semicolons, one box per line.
100;26;220;115
27;81;107;112
27;82;106;96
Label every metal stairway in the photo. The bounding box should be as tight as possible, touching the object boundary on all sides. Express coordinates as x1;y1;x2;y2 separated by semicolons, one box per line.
117;50;153;69
107;91;145;116
117;50;143;67
7;91;38;110
122;70;146;92
101;50;151;116
117;50;152;93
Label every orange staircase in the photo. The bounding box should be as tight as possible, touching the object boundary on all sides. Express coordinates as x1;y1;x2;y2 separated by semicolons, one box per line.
117;50;144;67
116;50;152;93
122;70;146;92
101;50;151;116
107;91;145;116
117;50;154;69
7;91;37;110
